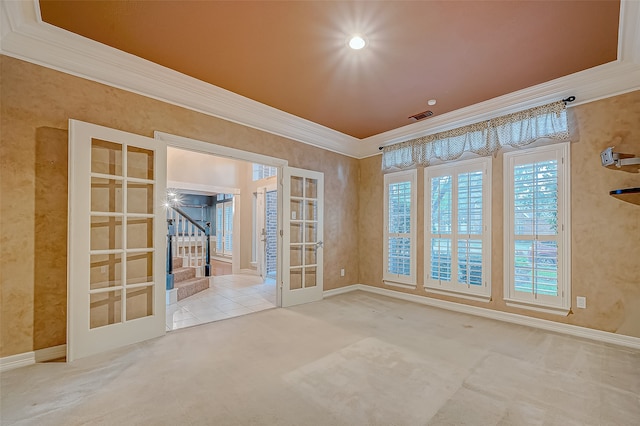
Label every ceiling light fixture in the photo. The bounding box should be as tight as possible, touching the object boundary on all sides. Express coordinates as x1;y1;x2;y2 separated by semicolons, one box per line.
348;35;366;50
428;99;437;106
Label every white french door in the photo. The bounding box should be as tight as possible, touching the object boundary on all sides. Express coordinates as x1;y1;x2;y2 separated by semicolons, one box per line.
282;167;324;307
68;120;167;361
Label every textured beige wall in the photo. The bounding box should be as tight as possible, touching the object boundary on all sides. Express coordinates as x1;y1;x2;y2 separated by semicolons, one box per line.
359;90;640;337
0;55;359;357
2;53;636;359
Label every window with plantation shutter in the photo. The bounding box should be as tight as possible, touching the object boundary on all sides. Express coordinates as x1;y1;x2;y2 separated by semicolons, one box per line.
425;157;491;300
504;143;570;315
215;195;234;256
224;201;233;255
383;170;417;287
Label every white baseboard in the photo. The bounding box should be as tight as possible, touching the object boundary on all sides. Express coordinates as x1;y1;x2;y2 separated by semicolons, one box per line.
239;268;259;276
324;284;640;350
34;344;66;362
166;288;178;305
5;284;638;373
0;351;34;372
1;344;67;372
323;285;360;298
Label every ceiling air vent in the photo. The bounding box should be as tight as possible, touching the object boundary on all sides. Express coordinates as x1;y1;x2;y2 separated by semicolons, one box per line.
409;110;433;121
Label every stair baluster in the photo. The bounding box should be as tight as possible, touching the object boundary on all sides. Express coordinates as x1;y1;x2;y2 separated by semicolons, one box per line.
166;205;211;278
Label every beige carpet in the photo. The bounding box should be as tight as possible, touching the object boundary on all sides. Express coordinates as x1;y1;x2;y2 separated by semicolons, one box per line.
2;291;639;425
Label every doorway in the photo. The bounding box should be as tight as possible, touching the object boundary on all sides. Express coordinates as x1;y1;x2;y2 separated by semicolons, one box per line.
67;123;325;361
164;147;280;330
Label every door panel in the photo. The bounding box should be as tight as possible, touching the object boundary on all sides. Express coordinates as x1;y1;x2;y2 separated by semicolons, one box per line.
282;167;323;307
256;187;267;280
68;120;166;361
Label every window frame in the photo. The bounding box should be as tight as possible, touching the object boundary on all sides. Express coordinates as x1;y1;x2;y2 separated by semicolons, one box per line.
383;169;417;287
424;157;492;301
503;142;571;315
252;163;277;181
215;197;234;256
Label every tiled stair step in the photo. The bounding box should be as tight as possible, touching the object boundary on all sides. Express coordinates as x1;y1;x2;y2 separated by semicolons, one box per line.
173;257;183;268
173;267;196;283
176;277;210;301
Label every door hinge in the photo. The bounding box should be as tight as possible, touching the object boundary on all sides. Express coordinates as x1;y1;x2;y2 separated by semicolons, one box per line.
280;229;283;237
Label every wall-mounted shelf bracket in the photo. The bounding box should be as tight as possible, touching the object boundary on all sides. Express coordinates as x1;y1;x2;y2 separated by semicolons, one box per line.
600;147;640;173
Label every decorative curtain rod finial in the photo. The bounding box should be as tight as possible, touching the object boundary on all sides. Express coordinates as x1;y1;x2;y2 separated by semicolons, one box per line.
563;96;576;105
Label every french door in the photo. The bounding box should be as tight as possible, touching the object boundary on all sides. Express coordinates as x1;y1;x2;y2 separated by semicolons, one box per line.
68;120;166;361
282;167;324;307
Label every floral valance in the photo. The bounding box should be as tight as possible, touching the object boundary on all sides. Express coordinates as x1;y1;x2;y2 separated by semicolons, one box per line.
382;101;570;171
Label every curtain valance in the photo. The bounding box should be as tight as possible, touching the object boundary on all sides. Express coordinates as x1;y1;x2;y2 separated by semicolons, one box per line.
382;101;569;171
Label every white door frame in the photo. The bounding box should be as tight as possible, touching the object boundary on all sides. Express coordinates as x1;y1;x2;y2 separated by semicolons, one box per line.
154;132;288;307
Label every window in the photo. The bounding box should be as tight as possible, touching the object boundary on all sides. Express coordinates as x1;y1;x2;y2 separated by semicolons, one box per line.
504;143;570;315
425;157;491;300
252;163;277;181
383;170;417;287
215;195;234;256
251;193;257;263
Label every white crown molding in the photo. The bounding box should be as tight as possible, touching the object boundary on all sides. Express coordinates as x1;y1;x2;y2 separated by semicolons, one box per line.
324;284;640;350
619;0;640;63
1;0;639;160
357;62;640;158
0;0;359;156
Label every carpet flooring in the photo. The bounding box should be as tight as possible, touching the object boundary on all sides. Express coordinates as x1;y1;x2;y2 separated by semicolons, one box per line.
1;291;639;425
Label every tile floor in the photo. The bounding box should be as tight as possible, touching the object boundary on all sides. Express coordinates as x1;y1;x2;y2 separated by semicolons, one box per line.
166;274;276;331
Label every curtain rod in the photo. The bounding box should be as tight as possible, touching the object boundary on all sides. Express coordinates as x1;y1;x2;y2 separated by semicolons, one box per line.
378;96;576;151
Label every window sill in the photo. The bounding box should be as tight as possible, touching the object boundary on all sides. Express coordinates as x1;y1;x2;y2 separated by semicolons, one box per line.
383;280;416;290
505;299;570;316
424;286;491;303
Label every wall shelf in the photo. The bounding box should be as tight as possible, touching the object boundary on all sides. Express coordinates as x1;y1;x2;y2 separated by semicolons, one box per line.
610;187;640;205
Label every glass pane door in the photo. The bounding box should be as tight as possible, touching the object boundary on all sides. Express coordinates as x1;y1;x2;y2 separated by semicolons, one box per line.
282;167;323;307
68;120;166;361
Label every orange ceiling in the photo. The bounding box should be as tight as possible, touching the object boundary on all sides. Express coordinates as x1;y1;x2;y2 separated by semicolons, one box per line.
39;1;620;139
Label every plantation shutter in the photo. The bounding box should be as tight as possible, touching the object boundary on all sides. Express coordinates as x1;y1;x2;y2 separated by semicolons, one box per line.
425;158;491;299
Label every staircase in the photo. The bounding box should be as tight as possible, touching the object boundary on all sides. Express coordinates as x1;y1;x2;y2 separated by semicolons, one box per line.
166;202;212;303
172;256;210;301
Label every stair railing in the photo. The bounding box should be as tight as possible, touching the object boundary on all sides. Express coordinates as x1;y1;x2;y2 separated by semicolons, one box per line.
166;206;211;290
166;218;175;290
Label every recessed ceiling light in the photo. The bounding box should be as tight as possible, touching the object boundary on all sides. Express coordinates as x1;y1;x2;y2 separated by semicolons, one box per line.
428;99;437;106
348;35;366;50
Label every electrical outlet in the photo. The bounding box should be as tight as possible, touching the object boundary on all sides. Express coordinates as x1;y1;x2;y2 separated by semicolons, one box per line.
576;296;586;309
340;268;345;277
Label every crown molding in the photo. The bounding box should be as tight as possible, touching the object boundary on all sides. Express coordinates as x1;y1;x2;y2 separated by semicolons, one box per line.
1;0;638;160
356;61;640;158
0;0;360;157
